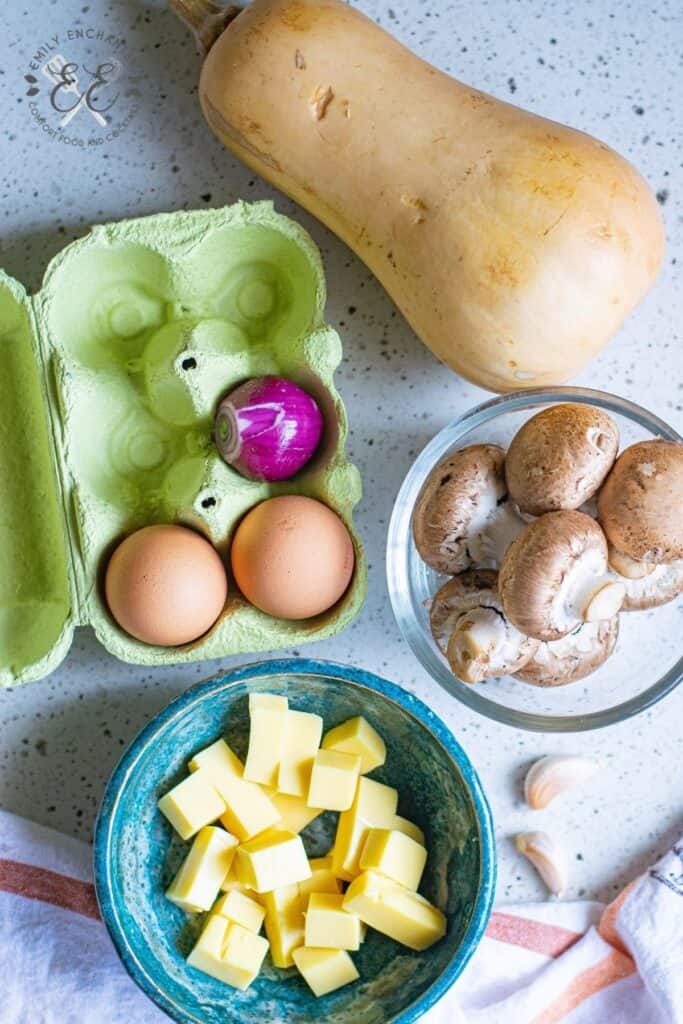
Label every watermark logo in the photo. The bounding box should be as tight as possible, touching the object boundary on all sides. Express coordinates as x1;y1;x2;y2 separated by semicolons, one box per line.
23;26;139;148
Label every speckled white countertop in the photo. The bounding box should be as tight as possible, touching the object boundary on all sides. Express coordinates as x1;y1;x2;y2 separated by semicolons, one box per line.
0;0;681;907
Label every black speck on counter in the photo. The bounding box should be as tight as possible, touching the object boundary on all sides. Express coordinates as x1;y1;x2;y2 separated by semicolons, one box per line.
633;105;645;115
656;189;669;205
508;77;517;93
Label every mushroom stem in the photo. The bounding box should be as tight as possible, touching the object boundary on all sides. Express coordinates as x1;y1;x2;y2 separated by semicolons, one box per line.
583;580;625;621
557;548;625;629
447;607;506;683
608;544;654;579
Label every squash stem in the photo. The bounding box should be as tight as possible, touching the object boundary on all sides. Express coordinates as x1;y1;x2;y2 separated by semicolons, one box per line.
170;0;242;54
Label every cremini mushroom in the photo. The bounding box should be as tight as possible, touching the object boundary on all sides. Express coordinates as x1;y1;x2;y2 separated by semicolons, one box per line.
598;440;683;564
499;510;625;641
429;569;539;683
412;445;524;574
505;404;619;516
516;618;619;686
620;560;683;611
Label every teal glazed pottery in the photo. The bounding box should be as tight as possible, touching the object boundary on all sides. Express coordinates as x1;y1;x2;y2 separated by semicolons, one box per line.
94;659;496;1024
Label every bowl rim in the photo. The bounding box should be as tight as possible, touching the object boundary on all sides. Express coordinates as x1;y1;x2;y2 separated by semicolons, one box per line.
94;657;497;1024
387;385;683;733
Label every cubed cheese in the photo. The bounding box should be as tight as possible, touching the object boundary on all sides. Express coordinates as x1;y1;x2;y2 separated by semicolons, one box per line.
278;710;323;797
263;884;306;968
359;828;427;891
187;916;268;990
292;947;359;998
221;922;269;989
304;893;361;951
213;889;266;933
165;826;238;913
332;777;398;881
188;738;243;776
189;738;281;841
236;829;311;893
299;856;343;898
262;789;323;834
392;815;426;846
307;749;361;812
243;693;288;787
343;871;446;951
157;772;226;841
322;717;386;774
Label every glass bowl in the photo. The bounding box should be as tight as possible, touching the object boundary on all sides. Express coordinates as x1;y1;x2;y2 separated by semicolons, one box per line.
387;387;683;732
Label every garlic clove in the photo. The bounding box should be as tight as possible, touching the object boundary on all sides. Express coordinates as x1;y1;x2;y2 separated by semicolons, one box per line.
524;755;600;810
583;580;625;621
515;831;568;896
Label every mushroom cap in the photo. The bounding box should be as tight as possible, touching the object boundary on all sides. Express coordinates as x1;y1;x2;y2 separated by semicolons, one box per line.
621;559;683;611
516;617;618;687
412;444;506;574
429;569;539;682
499;510;611;641
597;440;683;563
505;404;619;516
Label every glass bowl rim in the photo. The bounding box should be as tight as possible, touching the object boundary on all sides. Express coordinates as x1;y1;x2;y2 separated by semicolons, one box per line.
93;657;497;1024
386;386;683;733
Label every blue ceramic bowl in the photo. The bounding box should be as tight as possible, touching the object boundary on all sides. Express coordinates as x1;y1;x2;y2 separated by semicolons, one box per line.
94;659;495;1024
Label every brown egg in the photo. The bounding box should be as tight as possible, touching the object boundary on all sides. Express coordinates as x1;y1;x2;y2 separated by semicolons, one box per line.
231;496;355;619
105;524;228;646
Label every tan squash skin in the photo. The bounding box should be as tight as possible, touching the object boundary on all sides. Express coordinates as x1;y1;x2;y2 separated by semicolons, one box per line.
190;0;664;392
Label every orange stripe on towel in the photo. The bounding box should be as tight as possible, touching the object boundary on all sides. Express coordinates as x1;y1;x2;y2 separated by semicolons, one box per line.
599;877;639;954
531;949;636;1024
0;858;100;920
486;912;582;957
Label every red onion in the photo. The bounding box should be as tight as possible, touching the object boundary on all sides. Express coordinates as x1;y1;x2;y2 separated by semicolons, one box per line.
214;376;324;482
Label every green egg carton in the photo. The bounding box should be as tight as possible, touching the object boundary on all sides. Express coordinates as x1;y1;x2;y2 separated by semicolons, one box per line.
0;202;366;688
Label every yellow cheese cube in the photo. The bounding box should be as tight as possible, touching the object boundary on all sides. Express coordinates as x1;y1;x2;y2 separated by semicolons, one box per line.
236;829;312;893
221;922;269;989
263;884;306;967
304;893;361;951
359;828;427;891
189;739;281;841
244;693;288;787
213;889;266;933
322;717;386;774
263;789;323;834
392;815;426;846
219;861;239;892
187;916;268;990
332;777;398;881
307;750;361;812
166;826;238;913
343;871;446;951
157;772;226;841
278;710;323;797
292;947;359;998
188;737;243;776
299;856;343;898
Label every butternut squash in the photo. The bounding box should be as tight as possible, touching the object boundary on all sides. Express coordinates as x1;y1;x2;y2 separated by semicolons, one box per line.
173;0;665;392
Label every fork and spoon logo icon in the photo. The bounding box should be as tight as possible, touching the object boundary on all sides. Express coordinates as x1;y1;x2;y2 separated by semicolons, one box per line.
39;55;121;127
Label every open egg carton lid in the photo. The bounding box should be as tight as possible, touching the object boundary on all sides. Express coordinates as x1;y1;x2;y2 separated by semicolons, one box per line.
0;202;366;688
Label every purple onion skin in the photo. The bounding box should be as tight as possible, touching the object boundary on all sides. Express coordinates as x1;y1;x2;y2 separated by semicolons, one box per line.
214;376;324;482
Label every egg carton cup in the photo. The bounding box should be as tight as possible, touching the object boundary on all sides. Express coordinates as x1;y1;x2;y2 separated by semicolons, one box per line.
0;202;366;687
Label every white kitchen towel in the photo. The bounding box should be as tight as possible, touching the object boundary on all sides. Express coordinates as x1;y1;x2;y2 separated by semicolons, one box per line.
1;808;681;1024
